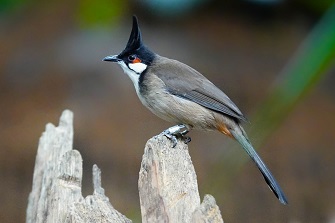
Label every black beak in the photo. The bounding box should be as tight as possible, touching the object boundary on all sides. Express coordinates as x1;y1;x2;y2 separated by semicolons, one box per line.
102;55;121;62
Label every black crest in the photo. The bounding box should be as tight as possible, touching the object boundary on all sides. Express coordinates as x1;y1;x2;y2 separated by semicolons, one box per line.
125;16;143;51
117;16;155;66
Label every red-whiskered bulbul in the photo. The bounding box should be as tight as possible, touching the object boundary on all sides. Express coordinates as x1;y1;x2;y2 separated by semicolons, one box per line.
103;16;288;205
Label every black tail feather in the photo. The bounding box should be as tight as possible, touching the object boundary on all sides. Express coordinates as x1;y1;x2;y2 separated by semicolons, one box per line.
230;127;288;205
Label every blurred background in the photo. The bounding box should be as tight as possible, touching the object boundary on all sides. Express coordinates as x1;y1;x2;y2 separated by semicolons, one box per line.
1;0;335;222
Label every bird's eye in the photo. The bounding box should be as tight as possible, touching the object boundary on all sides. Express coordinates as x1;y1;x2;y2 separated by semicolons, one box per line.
128;54;136;61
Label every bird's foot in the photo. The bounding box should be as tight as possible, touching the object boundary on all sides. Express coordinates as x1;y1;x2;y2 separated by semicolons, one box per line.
162;129;178;148
183;135;191;144
161;124;191;148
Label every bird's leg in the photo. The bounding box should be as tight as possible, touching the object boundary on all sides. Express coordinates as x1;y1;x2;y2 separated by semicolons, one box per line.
162;124;191;147
180;127;191;144
162;130;178;148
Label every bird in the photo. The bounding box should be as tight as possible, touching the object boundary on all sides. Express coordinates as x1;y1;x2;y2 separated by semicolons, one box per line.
103;16;288;205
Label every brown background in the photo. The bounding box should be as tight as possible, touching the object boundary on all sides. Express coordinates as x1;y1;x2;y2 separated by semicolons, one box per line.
0;1;334;222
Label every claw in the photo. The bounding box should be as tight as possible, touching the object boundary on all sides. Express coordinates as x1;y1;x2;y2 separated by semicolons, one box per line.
161;124;191;147
183;136;191;144
162;130;178;148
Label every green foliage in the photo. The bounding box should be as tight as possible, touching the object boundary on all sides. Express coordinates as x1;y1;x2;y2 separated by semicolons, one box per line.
76;0;127;27
209;3;335;193
254;3;335;142
295;0;335;13
0;0;27;13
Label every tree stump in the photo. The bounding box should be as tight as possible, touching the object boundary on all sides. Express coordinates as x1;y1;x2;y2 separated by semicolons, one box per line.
26;110;223;222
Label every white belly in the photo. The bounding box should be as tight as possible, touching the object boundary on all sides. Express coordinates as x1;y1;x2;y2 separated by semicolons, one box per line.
119;63;218;131
137;78;217;131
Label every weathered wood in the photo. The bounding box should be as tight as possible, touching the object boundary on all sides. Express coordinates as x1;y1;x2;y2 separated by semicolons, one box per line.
139;135;224;223
192;195;224;223
26;110;78;223
26;110;131;223
67;164;132;223
27;110;223;222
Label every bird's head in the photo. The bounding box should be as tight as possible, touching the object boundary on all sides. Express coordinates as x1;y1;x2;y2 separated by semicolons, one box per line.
103;16;155;78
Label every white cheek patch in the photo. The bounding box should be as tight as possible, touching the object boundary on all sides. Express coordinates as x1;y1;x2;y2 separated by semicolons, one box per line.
118;61;130;73
128;62;147;74
118;61;140;93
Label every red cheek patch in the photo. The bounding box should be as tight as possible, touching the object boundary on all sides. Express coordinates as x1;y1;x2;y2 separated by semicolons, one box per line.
133;58;141;63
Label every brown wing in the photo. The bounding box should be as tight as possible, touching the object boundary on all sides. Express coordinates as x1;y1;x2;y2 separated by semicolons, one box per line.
152;57;247;122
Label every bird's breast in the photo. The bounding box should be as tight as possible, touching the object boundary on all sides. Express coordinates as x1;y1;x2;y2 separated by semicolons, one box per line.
138;72;218;131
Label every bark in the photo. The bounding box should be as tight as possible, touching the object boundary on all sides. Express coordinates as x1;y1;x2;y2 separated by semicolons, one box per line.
26;110;223;223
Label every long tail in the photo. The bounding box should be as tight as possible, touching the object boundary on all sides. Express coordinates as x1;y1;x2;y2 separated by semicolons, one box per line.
230;125;288;205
